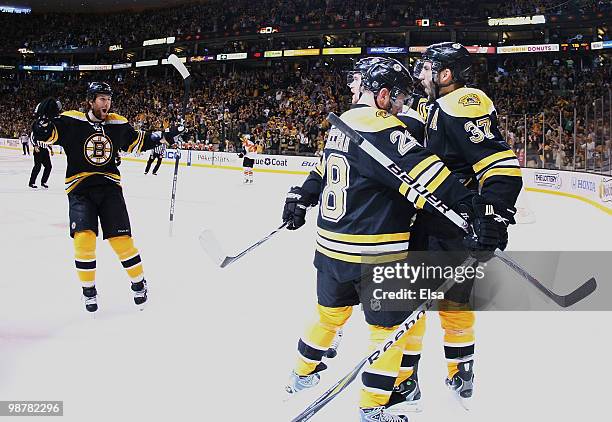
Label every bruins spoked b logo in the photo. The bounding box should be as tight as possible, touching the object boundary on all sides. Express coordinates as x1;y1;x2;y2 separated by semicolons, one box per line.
84;134;113;166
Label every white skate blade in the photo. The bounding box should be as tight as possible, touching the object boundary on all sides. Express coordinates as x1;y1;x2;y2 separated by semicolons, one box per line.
386;400;423;414
447;386;471;411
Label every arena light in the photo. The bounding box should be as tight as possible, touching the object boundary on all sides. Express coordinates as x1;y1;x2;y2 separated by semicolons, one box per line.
135;60;159;67
216;52;247;61
322;47;361;55
0;5;30;13
264;50;282;58
79;64;112;71
283;48;320;57
488;15;545;26
143;37;175;47
0;64;15;69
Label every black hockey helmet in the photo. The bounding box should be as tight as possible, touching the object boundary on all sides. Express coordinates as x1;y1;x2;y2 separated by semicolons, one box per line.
413;42;472;85
361;57;413;103
87;81;113;100
346;56;382;86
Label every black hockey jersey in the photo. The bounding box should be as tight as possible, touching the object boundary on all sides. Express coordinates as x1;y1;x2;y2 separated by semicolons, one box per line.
36;110;163;194
423;87;522;207
312;105;473;282
397;104;425;144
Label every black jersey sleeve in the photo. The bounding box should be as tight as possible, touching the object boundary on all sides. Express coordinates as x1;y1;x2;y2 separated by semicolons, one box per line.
32;114;70;148
110;114;163;154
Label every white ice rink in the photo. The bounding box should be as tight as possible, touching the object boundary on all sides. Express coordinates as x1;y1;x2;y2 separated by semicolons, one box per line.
1;148;610;422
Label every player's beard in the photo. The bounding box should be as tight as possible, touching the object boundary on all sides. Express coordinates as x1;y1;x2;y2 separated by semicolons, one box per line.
92;106;108;121
421;80;436;101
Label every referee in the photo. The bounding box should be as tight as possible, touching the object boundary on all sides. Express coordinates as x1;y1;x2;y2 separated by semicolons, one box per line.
28;136;53;188
144;142;166;175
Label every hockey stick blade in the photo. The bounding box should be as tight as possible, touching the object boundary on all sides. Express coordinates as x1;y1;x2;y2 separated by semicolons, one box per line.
198;230;226;267
291;257;477;421
327;112;597;308
199;222;288;268
493;251;597;307
167;54;190;80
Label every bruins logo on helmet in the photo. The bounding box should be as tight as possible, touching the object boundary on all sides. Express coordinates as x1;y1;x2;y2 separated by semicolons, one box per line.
83;133;113;166
458;93;481;107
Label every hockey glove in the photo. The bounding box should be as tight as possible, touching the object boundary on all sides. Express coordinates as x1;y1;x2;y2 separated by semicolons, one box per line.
462;195;515;262
34;97;62;120
164;124;186;143
283;186;313;230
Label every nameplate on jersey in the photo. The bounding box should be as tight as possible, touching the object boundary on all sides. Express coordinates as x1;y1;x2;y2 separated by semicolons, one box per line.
325;127;350;153
389;129;420;156
84;133;113;166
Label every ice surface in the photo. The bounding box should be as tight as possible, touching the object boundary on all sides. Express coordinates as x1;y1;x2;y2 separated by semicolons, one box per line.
0;150;609;421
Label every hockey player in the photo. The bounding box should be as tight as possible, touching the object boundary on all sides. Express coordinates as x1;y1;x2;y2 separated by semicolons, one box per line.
144;142;166;175
30;82;183;312
238;134;257;184
282;59;483;421
391;42;522;409
28;136;53;189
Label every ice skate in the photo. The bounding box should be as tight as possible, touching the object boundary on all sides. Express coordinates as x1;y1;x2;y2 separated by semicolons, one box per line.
387;365;422;414
360;406;409;422
131;280;147;309
82;286;98;313
285;362;326;396
445;360;474;411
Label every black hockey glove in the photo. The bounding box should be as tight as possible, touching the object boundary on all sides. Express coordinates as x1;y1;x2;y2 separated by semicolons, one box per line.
32;98;62;142
164;123;186;143
34;97;62;120
461;195;515;262
283;186;314;230
115;154;122;167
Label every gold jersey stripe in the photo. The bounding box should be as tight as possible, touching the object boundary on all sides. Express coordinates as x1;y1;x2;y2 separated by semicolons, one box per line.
408;155;440;179
316;244;409;264
65;171;120;183
46;126;59;144
472;149;517;173
61;110;87;121
317;227;410;244
479;167;522;186
415;167;451;209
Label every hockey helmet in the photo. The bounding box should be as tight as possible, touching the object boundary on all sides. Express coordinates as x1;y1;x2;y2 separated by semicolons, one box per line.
87;81;113;100
361;57;414;103
413;42;472;85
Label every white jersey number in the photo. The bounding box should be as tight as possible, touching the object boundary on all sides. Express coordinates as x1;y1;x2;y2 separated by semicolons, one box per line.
321;153;350;222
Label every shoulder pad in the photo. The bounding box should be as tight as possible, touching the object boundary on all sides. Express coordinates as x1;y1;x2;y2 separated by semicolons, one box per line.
436;87;495;119
60;110;87;121
105;113;129;125
340;106;405;133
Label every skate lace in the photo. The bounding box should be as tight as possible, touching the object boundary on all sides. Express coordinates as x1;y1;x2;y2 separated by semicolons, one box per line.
84;296;97;305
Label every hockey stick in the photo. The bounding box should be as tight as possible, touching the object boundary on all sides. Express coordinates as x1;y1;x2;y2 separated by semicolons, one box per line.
168;54;191;236
327;112;597;308
199;221;288;268
292;257;477;422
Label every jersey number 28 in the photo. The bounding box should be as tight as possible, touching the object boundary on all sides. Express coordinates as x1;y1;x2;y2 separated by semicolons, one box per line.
321;153;350;222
